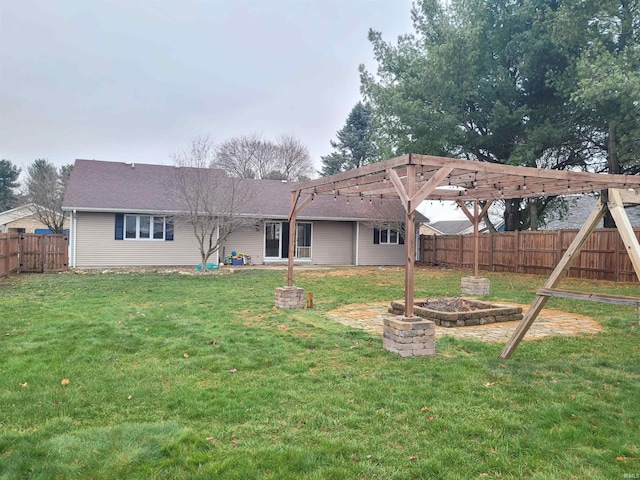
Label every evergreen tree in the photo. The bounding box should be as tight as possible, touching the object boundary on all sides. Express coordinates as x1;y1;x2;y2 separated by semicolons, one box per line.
320;102;379;176
359;0;624;230
0;159;21;211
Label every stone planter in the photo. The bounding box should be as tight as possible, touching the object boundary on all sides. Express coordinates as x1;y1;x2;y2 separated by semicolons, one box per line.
389;298;522;327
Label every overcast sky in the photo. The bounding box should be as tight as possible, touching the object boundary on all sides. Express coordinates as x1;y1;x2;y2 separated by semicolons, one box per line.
1;0;416;175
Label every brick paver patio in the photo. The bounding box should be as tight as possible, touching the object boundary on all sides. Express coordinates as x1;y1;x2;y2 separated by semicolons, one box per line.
326;302;603;343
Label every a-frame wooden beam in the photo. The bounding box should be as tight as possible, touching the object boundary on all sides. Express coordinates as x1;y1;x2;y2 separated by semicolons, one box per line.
607;188;640;280
499;196;608;359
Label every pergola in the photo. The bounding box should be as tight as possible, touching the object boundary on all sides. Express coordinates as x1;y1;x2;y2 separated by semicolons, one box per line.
286;154;640;358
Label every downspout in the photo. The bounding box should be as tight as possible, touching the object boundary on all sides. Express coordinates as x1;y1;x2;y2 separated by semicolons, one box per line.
72;210;77;268
216;220;220;265
355;221;360;266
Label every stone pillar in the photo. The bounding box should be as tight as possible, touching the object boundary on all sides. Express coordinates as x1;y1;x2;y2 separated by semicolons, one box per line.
275;286;305;309
461;276;490;295
383;316;436;357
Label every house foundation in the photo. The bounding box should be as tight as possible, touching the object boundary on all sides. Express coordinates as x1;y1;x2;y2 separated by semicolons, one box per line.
275;286;306;309
461;276;490;295
382;316;436;357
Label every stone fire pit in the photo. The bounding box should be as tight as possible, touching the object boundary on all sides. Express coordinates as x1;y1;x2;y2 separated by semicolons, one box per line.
389;297;523;327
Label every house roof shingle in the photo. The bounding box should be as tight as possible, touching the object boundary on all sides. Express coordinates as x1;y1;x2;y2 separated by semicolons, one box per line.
543;194;640;230
62;159;411;222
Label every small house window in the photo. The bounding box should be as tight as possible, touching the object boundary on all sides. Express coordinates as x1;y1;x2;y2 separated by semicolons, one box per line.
117;214;173;241
373;225;404;245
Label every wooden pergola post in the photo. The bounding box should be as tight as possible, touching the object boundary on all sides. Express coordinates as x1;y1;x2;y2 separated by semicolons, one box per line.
456;200;493;278
388;162;454;317
287;190;314;287
405;165;416;317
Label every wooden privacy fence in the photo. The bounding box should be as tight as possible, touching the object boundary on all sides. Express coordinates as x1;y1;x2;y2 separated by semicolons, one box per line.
0;233;68;277
420;228;640;283
0;233;20;277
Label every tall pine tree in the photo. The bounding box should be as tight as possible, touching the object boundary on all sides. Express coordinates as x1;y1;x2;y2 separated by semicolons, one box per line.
0;159;21;211
321;102;379;176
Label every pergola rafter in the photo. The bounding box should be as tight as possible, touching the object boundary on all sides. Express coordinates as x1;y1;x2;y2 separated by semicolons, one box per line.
284;154;640;358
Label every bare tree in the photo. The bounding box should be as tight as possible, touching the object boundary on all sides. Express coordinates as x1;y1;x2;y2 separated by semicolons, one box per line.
214;133;314;181
169;136;256;269
213;133;275;179
25;159;72;233
276;133;313;181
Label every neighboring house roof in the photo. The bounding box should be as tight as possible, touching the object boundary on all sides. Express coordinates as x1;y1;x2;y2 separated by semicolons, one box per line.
424;218;505;235
62;159;417;222
0;204;39;225
543;194;640;230
427;220;473;235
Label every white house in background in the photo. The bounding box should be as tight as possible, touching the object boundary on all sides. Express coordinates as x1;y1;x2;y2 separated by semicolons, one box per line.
0;203;68;234
420;218;505;236
62;159;426;268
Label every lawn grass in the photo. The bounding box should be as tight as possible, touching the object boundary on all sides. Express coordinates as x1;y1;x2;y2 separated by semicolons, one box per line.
1;266;639;479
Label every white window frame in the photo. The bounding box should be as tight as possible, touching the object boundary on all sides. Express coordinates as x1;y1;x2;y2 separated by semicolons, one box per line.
263;221;313;260
379;225;400;245
124;214;168;241
264;221;282;259
295;222;312;260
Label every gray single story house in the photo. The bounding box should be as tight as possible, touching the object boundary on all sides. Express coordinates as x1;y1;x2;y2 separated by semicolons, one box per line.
62;159;422;268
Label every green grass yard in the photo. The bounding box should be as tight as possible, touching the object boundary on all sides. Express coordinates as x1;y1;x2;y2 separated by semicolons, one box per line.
0;267;639;479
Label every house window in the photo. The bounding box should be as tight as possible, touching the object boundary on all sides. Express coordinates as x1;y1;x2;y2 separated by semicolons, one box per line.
264;221;312;259
265;222;281;257
295;222;312;259
122;215;171;241
373;225;404;245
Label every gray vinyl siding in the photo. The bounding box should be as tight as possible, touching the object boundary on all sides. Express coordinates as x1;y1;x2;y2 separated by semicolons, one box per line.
73;212;398;267
311;221;353;265
357;224;405;266
221;225;264;264
74;212;203;267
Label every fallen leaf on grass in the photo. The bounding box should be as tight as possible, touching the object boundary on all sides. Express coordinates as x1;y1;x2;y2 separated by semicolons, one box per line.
61;378;70;386
183;353;189;359
20;382;28;388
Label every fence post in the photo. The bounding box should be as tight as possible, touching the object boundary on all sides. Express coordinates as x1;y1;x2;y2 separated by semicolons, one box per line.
432;235;436;265
40;236;46;273
513;230;520;273
2;234;8;278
